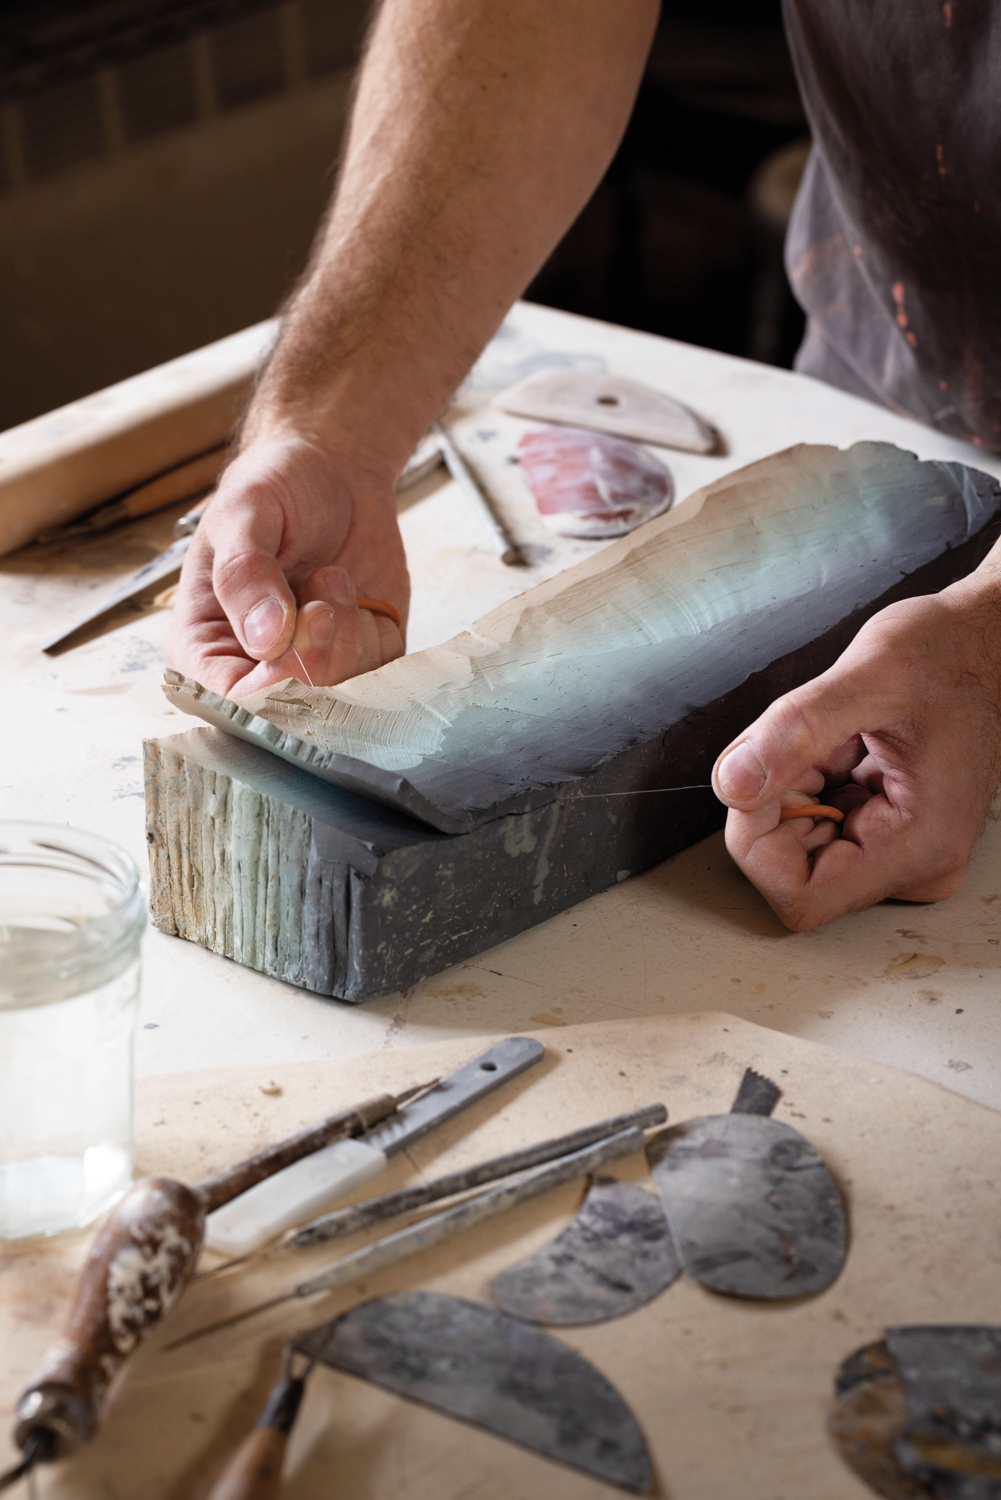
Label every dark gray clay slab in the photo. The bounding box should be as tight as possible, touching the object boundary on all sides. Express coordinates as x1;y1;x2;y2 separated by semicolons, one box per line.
489;1176;681;1325
887;1326;1001;1498
647;1113;846;1299
148;449;1001;998
166;445;1001;835
294;1289;652;1493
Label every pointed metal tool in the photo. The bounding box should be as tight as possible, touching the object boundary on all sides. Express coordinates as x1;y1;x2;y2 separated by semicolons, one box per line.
41;501;205;653
294;1290;653;1493
490;1175;680;1325
647;1067;847;1299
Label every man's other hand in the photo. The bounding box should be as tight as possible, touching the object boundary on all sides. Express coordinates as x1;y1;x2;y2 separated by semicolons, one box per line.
711;584;1001;929
168;435;408;697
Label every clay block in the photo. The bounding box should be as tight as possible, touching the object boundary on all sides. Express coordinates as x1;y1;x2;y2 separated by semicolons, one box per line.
165;443;1001;834
143;726;720;1002
148;442;1001;999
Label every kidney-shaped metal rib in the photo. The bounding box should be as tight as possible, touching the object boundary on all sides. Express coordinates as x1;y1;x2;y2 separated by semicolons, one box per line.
294;1289;652;1493
489;1175;681;1325
647;1112;847;1299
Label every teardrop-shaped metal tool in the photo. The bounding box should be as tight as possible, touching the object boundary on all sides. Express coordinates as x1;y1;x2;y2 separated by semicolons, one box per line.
293;1290;653;1494
493;368;717;453
646;1068;847;1299
489;1175;681;1325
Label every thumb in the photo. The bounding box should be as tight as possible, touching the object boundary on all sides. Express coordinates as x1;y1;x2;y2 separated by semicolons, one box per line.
208;465;297;664
712;674;869;810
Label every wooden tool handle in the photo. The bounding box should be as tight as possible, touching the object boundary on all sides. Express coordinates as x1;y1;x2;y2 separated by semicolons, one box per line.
207;1372;307;1500
14;1177;204;1460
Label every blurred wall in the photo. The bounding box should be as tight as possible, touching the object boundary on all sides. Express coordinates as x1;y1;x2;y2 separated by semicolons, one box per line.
0;0;806;432
0;1;369;428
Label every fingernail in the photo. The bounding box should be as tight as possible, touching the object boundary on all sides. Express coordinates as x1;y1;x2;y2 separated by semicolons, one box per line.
244;596;286;652
327;569;354;608
305;604;335;649
717;741;766;801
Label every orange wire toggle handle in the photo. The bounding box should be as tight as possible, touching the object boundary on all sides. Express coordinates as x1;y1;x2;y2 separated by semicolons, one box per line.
357;597;402;630
779;804;845;824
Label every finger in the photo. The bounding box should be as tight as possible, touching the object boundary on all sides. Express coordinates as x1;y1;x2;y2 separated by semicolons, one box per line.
368;609;406;668
301;564;367;681
724;809;873;928
206;472;296;663
724;787;962;929
712;670;882;810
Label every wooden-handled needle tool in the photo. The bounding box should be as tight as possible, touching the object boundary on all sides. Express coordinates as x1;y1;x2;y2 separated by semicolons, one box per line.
2;1079;433;1490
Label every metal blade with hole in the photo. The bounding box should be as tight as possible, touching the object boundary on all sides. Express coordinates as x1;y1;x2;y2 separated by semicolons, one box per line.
646;1067;847;1299
493;368;717;452
489;1175;680;1325
42;533;193;652
294;1289;653;1493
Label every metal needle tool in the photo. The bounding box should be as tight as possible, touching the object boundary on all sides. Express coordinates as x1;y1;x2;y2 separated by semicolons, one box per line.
432;420;525;566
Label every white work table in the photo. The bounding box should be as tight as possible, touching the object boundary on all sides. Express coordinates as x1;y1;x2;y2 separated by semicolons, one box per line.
3;301;1000;1111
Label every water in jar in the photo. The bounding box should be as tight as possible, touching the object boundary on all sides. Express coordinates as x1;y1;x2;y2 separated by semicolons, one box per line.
0;825;143;1239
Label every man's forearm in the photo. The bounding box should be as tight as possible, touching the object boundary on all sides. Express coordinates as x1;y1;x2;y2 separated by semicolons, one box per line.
243;0;659;481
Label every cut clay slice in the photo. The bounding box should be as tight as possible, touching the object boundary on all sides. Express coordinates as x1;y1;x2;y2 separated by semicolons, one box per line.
518;426;673;539
494;367;716;452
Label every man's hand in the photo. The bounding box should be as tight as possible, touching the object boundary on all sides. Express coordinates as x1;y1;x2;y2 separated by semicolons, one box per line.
168;435;408;697
164;0;657;697
711;579;1001;929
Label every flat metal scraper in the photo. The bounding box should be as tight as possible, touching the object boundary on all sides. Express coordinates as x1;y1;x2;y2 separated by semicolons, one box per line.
294;1289;653;1493
489;1175;681;1325
492;367;717;452
647;1067;847;1299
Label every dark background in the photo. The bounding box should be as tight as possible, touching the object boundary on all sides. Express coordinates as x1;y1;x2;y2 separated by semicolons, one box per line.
0;0;808;427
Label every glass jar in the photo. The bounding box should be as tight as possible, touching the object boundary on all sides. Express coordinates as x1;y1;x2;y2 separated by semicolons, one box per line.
0;823;145;1238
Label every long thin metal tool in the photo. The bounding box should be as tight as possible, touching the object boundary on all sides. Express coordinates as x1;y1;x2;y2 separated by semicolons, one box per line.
41;499;207;653
200;1102;668;1279
164;1124;648;1350
432;420;525;566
